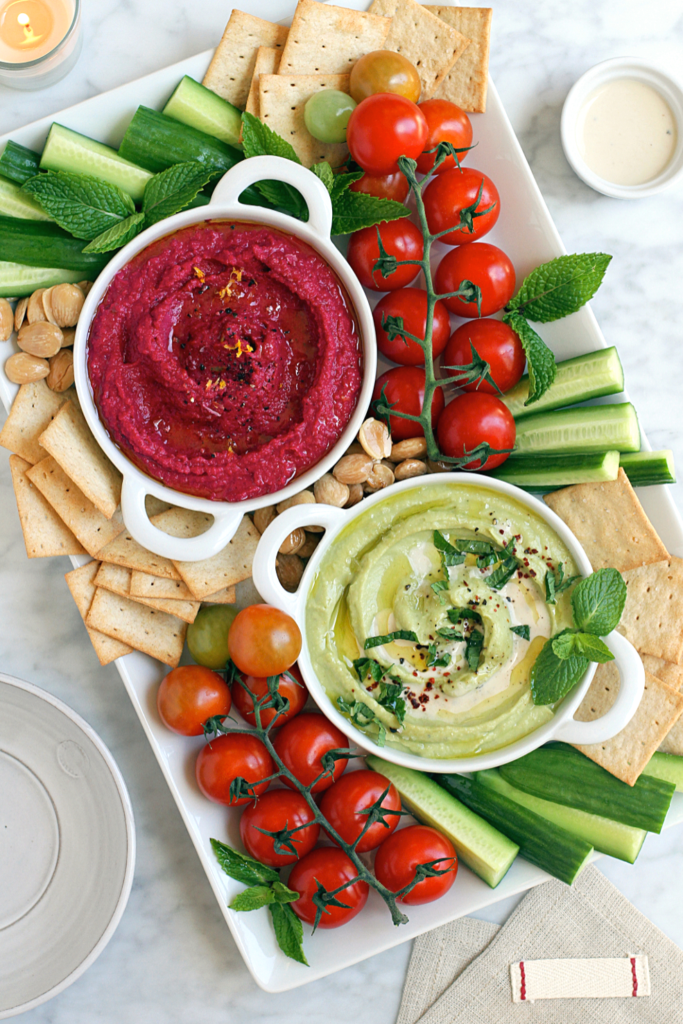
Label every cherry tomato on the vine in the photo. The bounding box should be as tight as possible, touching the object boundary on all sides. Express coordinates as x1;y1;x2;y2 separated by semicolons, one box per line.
424;167;500;245
347;219;423;292
349;169;410;203
346;94;428;175
186;604;238;669
157;665;231;736
373;288;451;366
373;825;458;905
228;604;301;678
416;99;473;174
273;712;349;793
349;50;421;104
288;847;369;928
434;242;516;318
195;733;274;806
442;319;526;394
436;392;515;471
239;789;319;868
232;664;308;728
372;366;445;442
319;769;401;853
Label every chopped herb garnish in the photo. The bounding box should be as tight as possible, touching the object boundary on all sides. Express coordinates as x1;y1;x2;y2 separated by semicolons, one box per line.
433;530;466;568
465;628;485;671
337;696;386;746
487;555;519;590
454;538;496;555
545;562;581;605
436;627;465;641
352;657;383;684
427;642;451;668
364;630;418;649
431;579;450;600
510;624;531;640
377;680;407;724
448;606;482;625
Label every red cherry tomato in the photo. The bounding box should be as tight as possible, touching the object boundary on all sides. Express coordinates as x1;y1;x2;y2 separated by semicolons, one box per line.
157;665;231;736
347;94;428;175
239;789;319;867
288;847;369;928
349;169;410;203
416;99;473;174
434;242;516;318
442;319;526;394
374;825;458;905
228;604;301;678
437;392;516;471
373;288;451;366
424;167;500;245
273;713;349;793
319;769;401;853
232;665;308;728
196;733;274;806
347;219;423;292
372;366;445;441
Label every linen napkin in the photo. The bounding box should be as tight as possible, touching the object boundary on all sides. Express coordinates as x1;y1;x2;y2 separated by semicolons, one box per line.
397;866;683;1023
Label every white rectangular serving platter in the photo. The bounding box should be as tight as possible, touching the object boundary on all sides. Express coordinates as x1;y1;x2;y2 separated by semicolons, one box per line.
2;0;683;993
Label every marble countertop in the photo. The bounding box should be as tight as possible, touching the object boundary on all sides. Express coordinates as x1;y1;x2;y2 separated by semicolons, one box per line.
2;0;683;1019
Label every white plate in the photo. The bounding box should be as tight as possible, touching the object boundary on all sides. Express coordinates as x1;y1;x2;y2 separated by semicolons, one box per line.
0;673;135;1019
2;2;683;994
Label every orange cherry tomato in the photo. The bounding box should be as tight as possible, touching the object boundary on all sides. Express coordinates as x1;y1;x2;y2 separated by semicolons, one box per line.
228;604;301;677
157;665;231;736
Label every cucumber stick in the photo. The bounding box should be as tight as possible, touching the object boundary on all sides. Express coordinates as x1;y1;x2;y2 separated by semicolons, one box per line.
643;751;683;792
0;262;84;298
434;773;593;885
489;450;620;488
499;742;675;833
0;140;41;185
41;123;153;202
119;106;242;176
502;347;624;419
620;450;676;487
163;76;242;148
514;403;640;456
475;768;646;863
0;176;52;221
0;216;109;275
366;756;518;888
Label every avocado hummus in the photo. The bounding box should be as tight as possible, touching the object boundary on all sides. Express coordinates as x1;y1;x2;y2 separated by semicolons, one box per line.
306;483;580;759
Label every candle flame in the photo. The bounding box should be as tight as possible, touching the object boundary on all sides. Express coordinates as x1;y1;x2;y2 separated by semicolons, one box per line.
16;11;28;23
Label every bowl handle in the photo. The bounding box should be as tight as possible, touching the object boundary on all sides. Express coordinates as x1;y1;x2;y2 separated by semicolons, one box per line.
121;474;243;562
209;155;333;237
252;503;347;617
553;631;645;746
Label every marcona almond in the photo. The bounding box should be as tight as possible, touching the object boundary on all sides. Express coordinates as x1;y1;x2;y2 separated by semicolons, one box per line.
391;437;428;461
314;473;349;507
253;506;276;534
276;553;304;592
345;441;365;456
279;528;306;555
5;352;49;384
364;462;395;492
358;417;392;460
26;289;47;324
17;321;63;358
0;298;12;342
60;328;76;348
395;458;427;481
46;349;74;392
78;280;93;296
14;296;28;332
50;283;85;327
276;489;315;514
41;287;58;326
333;452;374;485
345;482;364;507
427;458;450;474
298;532;320;558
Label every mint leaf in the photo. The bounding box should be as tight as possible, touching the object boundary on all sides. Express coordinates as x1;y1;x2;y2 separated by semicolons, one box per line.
331;186;409;236
82;211;145;253
365;630;418;649
427;642;450;668
437;627;465;641
142;161;215;227
377;680;406;724
544;562;581;604
229;884;276;911
510;624;530;640
311;160;335;192
271;880;300;904
448;607;482;625
508;253;612;323
503;310;556;405
434;529;466;568
465;628;485;671
269;903;308;966
211;838;280;886
572;567;627;636
530;639;589;705
23;170;135;240
431;579;450;599
240;111;307;220
353;657;384;684
553;631;615;663
487;555;519;590
337;696;386;746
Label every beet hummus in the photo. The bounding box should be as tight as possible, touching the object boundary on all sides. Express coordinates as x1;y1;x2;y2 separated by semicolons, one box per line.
88;221;363;502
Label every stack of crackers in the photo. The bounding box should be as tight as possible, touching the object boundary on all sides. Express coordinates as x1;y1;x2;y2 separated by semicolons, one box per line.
546;469;683;785
0;380;259;669
203;0;492;167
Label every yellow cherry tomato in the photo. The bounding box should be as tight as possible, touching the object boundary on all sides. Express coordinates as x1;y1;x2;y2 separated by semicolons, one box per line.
349;50;421;104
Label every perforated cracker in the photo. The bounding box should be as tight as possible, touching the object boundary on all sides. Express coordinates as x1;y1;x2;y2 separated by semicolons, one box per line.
203;9;288;109
278;0;390;76
260;73;351;167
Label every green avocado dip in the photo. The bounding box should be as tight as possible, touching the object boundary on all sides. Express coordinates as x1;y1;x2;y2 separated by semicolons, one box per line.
305;483;580;759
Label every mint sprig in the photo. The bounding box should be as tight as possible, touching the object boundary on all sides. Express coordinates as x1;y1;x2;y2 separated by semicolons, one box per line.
571;567;627;636
502;310;556;405
142;160;216;227
241;112;308;220
507;253;612;323
552;632;614;663
23;170;135;239
531;640;589;706
83;211;145;253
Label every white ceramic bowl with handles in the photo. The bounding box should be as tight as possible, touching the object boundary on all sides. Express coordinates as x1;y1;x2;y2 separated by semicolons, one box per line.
253;472;644;774
73;156;376;562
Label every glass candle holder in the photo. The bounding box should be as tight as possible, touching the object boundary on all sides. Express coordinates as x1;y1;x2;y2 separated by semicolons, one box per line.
0;0;81;90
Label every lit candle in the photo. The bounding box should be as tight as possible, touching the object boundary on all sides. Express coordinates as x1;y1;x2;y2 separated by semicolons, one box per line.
0;0;81;90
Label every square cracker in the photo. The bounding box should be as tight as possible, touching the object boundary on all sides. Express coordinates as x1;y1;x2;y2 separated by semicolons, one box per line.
129;570;236;605
427;7;491;113
642;655;683;756
26;456;125;558
65;562;132;666
96;528;181;580
383;0;469;101
618;557;683;665
203;9;288;109
544;469;669;573
9;454;84;558
574;663;683;785
38;400;122;519
246;46;281;118
93;562;199;624
260;73;350;168
86;587;186;667
0;380;73;465
278;0;389;76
